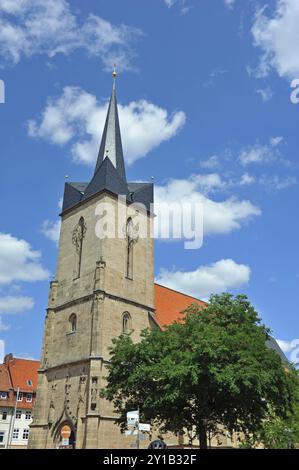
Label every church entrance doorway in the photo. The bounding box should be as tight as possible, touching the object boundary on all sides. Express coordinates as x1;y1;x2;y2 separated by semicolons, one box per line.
57;423;76;449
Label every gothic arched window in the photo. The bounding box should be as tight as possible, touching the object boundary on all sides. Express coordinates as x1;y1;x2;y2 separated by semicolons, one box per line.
72;217;86;279
126;218;134;280
69;313;77;333
122;312;131;334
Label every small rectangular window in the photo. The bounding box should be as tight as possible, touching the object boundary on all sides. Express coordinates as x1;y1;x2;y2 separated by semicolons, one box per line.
22;429;29;440
25;410;32;420
12;429;19;440
0;431;4;443
17;392;23;402
15;410;22;419
26;393;32;402
27;380;33;387
2;411;7;420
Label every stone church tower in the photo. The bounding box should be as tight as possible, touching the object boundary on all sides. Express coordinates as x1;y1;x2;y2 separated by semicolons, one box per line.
29;74;155;449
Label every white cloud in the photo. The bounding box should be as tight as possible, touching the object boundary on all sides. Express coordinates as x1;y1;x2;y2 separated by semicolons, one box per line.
252;0;299;78
239;137;283;166
156;259;251;299
200;155;221;169
240;173;255;186
276;339;292;353
259;174;297;190
270;136;283;146
256;87;273;102
162;0;192;15
183;173;225;195
28;86;186;166
276;338;298;353
0;232;49;285
0;339;4;362
0;316;10;331
202;68;227;88
0;0;141;69
15;353;38;360
155;175;261;236
164;0;187;8
0;296;34;314
224;0;236;8
239;145;271;166
41;219;61;243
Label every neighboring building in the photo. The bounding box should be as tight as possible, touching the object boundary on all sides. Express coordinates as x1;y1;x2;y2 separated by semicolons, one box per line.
154;283;207;328
266;337;289;363
0;354;39;448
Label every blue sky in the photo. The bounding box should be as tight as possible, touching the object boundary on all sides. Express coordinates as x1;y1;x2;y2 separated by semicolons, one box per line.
0;0;299;362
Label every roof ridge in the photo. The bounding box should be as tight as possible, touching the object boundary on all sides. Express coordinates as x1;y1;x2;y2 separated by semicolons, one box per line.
13;357;40;363
154;282;207;304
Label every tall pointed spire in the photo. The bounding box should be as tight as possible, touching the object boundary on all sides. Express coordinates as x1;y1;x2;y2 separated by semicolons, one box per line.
94;66;126;181
62;69;154;214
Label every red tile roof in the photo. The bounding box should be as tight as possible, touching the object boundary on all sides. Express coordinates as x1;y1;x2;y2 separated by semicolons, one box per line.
154;283;207;328
0;355;39;409
0;363;11;391
5;356;39;393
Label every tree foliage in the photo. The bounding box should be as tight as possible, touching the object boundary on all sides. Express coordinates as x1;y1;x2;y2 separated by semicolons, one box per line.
101;293;298;448
241;387;299;448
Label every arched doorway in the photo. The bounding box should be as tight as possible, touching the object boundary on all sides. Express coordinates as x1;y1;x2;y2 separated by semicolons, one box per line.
56;422;76;449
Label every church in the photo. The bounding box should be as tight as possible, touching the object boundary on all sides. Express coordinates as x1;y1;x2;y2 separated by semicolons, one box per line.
27;71;196;449
28;72;286;450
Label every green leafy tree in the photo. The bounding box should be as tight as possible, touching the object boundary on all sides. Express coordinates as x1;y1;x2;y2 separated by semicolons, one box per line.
102;293;297;448
247;386;299;449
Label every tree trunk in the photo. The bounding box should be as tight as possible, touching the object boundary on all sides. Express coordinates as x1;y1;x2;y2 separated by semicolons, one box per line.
198;421;208;449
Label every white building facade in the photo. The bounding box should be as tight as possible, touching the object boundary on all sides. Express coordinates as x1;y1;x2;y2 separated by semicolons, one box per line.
0;355;39;449
0;405;32;449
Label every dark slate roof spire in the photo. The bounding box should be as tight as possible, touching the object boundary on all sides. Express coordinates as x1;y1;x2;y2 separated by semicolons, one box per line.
61;69;154;214
93;66;126;181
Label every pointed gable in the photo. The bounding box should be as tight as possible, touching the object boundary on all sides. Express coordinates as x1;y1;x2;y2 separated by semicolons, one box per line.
83;153;129;201
62;182;87;212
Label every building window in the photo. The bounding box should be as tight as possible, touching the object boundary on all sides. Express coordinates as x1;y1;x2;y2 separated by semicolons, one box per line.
17;393;23;402
69;313;77;333
12;429;19;440
27;380;33;387
22;429;29;440
0;432;4;443
26;393;32;402
16;410;22;419
1;411;7;420
25;411;32;420
122;312;131;334
72;217;86;279
0;392;7;400
126;218;134;280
